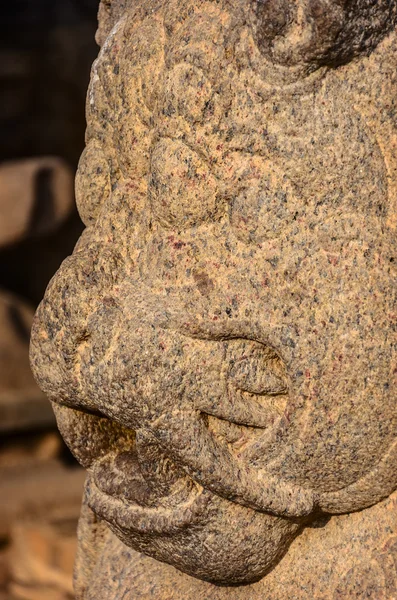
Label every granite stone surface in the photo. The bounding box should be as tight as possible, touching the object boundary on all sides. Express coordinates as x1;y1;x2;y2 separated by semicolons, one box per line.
31;0;397;596
76;489;397;599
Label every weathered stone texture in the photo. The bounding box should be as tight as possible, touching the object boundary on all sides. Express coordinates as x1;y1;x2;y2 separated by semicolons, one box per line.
75;489;397;599
31;0;397;596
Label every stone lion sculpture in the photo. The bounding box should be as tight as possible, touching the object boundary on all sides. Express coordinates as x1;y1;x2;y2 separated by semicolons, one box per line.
31;0;397;596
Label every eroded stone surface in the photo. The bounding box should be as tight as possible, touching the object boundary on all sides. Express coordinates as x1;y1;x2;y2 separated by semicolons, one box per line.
31;0;397;594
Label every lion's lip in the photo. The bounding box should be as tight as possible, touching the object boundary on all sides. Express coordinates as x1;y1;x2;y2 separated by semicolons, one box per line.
89;443;211;535
86;468;209;535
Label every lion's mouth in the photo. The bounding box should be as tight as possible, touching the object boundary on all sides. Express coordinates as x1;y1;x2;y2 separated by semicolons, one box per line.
48;314;316;521
85;473;208;536
93;449;156;506
51;402;210;534
87;445;209;535
92;443;200;510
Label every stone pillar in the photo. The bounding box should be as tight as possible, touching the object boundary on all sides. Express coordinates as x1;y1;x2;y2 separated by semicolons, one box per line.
31;1;397;597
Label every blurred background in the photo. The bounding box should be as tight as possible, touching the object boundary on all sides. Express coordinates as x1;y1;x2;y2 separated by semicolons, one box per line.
0;1;99;598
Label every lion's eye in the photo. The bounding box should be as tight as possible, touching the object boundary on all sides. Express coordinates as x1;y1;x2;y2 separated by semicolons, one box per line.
75;140;111;226
149;138;219;229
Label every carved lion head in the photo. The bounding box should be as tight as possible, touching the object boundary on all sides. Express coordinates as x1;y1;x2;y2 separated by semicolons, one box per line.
30;0;397;585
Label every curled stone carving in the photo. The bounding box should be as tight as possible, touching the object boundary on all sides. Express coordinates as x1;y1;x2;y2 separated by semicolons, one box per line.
31;0;397;596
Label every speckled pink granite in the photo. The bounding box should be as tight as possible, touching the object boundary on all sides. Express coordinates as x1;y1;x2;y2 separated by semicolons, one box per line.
31;1;397;596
